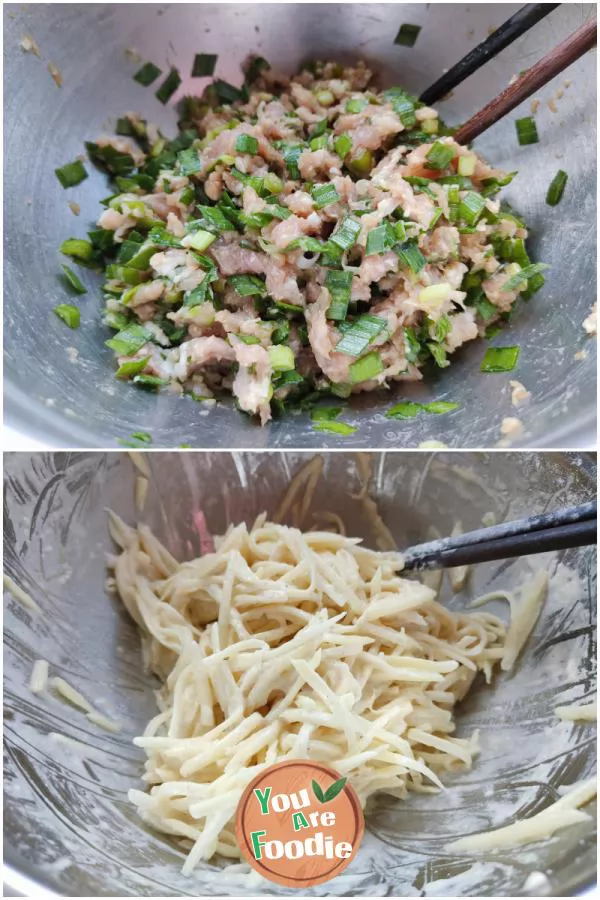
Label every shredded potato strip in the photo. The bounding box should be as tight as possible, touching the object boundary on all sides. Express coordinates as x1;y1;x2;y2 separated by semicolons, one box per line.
109;513;512;874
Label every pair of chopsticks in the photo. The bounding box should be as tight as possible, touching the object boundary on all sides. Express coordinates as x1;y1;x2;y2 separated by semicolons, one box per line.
401;501;597;571
417;4;597;143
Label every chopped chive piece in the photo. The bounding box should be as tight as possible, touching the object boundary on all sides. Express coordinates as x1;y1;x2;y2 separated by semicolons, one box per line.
421;118;439;134
284;236;323;253
278;144;304;180
147;227;183;248
134;374;168;389
61;264;86;294
235;134;259;154
194;205;236;233
213;79;243;103
191;53;217;77
385;401;422;419
55;159;88;189
106;324;152;355
330;216;361;251
423;401;459;414
177;148;202;175
502;262;549;292
60;238;94;262
459;191;486;225
131;432;152;444
311;406;342;421
334;133;352;158
54;304;80;329
427;342;449;368
313;421;357;435
227;274;267;297
366;223;393;256
480;346;520;373
86;141;135;176
133;62;162;86
395;241;426;274
336;315;387;356
236;334;261;345
181;229;216;252
325;269;353;321
476;296;498;322
345;97;368;114
116;356;150;378
394;23;421;47
105;264;148;284
383;88;417;127
516;116;539;146
311;118;329;138
312;183;340;209
349;351;384;383
457;153;477;176
346;148;373;176
268;345;295;371
264;172;284;194
179;186;195;205
155;68;181;104
425;141;455;170
310;134;329;151
546;169;568;206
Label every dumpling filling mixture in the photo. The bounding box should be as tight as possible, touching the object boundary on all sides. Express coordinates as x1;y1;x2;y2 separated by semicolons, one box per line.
71;59;544;424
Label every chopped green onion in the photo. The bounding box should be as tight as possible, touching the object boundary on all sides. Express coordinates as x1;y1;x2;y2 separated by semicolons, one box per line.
480;346;520;373
116;356;150;378
227;274;267;297
86;141;135;176
459;191;486;225
272;369;304;390
516;116;539;146
179;185;195;205
427;342;449;368
155;68;181;104
268;345;295;371
194;206;236;234
311;406;342;422
345;98;368;114
131;432;152;444
263;172;284;194
312;183;340;209
147;227;183;248
394;220;407;242
191;53;217;77
394;23;421;46
61;264;86;294
55;159;88;189
365;223;394;256
181;229;216;251
278;144;304;180
311;118;329;138
177;148;202;175
330;217;361;251
106;324;152;355
235;134;259;154
88;228;115;253
60;238;94;262
502;262;549;292
116;117;135;136
546;169;568;206
349;351;384;383
133;62;162;86
245;56;271;83
105;264;148;285
312;421;357;436
284;236;323;253
404;327;422;362
475;296;498;322
334;133;352;159
336;315;387;356
315;90;335;107
235;334;261;345
423;401;459;414
457;153;477;176
432;313;451;342
419;283;451;307
134;375;169;389
447;184;460;223
383;88;417;127
122;242;156;270
425;141;455;170
395;241;426;273
213;79;244;103
310;134;329;151
385;401;422;419
346;148;373;176
273;299;304;315
421;118;438;134
53;304;80;329
325;269;353;321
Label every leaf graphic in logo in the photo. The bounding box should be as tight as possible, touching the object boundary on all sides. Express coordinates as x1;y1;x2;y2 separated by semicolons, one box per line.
312;779;325;803
324;776;347;803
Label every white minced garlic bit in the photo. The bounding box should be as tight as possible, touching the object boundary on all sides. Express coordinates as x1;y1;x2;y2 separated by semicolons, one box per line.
583;303;597;336
509;380;531;407
530;98;540;114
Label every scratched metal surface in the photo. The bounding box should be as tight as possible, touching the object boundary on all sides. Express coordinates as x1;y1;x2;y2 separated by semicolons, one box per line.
3;451;596;897
3;3;597;449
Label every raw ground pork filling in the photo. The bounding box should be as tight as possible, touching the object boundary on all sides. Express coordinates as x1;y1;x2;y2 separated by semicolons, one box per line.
89;59;542;424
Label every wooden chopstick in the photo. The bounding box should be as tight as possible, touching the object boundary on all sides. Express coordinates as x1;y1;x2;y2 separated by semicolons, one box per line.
401;501;597;571
454;17;597;144
419;3;559;106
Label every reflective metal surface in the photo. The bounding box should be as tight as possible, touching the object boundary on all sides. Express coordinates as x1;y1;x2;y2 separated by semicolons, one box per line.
3;4;597;449
3;451;597;896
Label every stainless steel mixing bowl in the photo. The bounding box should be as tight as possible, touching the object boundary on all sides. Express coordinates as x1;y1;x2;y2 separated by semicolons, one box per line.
3;451;597;896
3;4;597;449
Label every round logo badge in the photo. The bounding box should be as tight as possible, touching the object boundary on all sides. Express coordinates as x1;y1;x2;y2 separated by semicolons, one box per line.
235;760;364;887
